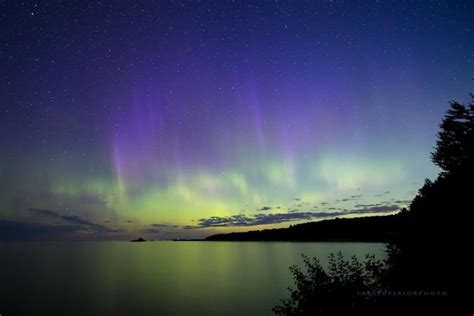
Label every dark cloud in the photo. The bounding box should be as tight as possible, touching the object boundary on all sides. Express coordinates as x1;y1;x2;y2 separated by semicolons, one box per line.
186;205;401;229
0;219;82;240
185;212;316;229
378;201;397;206
258;206;272;211
0;218;124;240
28;208;119;233
394;199;412;204
354;204;378;208
149;223;180;228
141;223;186;235
340;194;363;202
143;228;161;234
126;220;133;223
347;205;400;215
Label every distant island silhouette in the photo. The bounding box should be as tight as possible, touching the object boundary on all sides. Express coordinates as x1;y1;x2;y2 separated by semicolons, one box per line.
130;237;147;242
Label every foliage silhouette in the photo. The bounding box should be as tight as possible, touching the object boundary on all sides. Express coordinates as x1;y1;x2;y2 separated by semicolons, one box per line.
431;96;474;175
273;253;386;316
273;93;473;315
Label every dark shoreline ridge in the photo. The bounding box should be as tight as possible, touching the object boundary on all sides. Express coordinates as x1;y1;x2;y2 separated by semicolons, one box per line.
204;213;405;241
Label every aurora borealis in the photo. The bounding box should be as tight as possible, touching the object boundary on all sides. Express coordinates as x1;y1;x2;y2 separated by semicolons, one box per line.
1;1;473;240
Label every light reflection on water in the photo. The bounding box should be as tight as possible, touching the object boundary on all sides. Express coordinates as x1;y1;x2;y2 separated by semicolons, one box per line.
0;241;385;316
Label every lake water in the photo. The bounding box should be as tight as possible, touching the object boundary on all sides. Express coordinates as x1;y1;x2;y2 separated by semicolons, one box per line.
0;241;386;316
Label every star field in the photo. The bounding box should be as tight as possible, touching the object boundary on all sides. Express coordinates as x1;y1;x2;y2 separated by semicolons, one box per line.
1;1;473;239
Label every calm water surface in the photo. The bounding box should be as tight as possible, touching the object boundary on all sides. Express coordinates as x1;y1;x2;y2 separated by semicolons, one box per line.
0;241;385;316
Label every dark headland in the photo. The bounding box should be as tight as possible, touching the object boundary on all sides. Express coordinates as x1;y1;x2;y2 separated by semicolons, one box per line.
204;213;405;242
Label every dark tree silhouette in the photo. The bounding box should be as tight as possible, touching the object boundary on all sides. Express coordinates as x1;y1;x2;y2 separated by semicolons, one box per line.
431;97;474;175
273;253;386;316
274;93;474;315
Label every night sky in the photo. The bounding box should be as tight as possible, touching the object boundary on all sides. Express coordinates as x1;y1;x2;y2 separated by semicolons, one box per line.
1;1;473;240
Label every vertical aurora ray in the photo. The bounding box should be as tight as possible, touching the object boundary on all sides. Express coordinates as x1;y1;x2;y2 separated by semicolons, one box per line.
1;1;472;239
